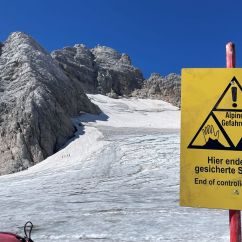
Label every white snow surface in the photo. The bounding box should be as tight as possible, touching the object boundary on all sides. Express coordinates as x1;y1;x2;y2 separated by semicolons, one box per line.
0;95;229;241
83;95;180;129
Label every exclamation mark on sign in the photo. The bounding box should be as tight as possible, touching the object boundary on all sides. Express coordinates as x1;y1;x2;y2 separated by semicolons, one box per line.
231;86;237;108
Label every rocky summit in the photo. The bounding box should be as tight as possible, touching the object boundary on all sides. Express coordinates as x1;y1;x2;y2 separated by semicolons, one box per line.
0;32;100;175
52;44;181;104
52;45;144;96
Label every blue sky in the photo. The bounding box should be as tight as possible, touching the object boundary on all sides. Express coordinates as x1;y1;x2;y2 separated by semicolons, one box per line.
1;0;242;78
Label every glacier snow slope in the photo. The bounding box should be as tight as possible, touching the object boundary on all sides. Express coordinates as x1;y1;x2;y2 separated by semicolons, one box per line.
0;95;229;241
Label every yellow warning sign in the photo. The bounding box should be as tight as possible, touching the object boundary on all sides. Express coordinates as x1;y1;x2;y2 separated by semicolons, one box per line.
180;68;242;210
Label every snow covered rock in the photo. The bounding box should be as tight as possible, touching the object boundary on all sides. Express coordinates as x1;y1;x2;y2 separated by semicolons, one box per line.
0;32;100;175
132;73;181;107
52;45;144;96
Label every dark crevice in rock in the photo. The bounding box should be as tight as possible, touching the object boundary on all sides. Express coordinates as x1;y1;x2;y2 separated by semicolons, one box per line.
0;42;3;56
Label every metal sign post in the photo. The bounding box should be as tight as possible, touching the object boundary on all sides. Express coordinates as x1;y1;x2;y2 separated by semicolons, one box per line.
180;43;242;241
226;42;241;242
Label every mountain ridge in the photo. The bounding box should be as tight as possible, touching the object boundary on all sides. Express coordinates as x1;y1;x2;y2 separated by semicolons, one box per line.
52;44;144;96
0;31;180;175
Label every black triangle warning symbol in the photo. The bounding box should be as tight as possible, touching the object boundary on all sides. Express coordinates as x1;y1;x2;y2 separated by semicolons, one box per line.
188;76;242;151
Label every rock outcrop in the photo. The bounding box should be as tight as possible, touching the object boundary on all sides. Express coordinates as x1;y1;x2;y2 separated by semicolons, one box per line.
91;46;144;95
0;32;100;175
132;73;181;107
52;45;144;96
51;44;97;93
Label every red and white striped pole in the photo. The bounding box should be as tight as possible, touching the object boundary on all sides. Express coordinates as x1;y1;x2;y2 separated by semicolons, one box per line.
226;42;241;242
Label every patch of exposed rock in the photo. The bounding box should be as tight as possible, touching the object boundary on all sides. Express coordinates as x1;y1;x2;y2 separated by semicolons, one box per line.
132;73;181;107
0;32;100;175
52;45;144;96
92;46;144;95
51;44;97;93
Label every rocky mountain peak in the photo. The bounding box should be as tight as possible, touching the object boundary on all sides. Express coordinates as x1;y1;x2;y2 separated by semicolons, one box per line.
52;44;144;96
6;31;48;55
91;45;132;68
92;45;121;58
0;32;100;175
